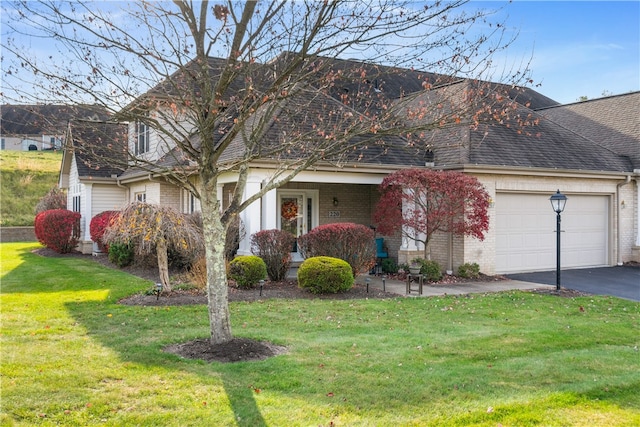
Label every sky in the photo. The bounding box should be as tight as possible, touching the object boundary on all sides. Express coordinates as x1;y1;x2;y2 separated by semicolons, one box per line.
473;0;640;104
1;1;638;106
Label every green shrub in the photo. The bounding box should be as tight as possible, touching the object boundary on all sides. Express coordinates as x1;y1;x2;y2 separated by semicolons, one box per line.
108;242;134;267
415;258;442;282
457;262;480;279
381;258;398;274
297;256;354;294
229;255;267;289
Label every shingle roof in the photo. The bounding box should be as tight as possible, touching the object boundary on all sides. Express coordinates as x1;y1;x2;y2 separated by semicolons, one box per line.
417;85;634;172
214;86;426;168
1;104;110;136
67;120;128;179
113;55;635;177
538;92;640;169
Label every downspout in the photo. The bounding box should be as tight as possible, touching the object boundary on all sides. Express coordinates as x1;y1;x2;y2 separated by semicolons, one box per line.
115;177;130;203
616;175;631;265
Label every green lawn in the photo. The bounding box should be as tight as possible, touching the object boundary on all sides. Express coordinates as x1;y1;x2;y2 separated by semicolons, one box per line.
2;242;639;426
0;150;62;226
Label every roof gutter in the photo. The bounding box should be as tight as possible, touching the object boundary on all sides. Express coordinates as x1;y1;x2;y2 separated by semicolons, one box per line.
616;175;632;265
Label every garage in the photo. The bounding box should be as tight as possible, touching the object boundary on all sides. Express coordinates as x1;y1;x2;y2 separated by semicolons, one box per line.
495;193;609;273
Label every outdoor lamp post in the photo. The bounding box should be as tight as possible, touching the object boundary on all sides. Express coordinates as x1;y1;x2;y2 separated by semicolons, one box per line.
549;190;568;290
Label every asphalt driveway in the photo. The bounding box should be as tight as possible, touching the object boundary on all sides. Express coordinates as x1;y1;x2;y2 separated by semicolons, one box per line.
507;266;640;302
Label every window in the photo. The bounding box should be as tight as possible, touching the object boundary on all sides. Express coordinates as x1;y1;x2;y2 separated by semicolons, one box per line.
135;121;149;155
1;138;5;150
135;192;146;203
189;193;196;213
72;196;81;212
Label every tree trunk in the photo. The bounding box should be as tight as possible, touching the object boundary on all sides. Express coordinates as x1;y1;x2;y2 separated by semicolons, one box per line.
156;238;171;293
201;183;233;345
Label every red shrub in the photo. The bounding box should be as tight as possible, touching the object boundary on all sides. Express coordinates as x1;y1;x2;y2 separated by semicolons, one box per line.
34;209;81;254
90;210;119;251
251;229;295;281
297;223;375;276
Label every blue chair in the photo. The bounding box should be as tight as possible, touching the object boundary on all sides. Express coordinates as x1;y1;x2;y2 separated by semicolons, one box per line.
374;238;388;274
376;237;388;260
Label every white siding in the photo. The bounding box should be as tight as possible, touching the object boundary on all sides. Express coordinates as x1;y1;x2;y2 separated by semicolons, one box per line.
91;184;127;216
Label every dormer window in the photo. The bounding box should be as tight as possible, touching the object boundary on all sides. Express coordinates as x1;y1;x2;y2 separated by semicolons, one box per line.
135;120;149;155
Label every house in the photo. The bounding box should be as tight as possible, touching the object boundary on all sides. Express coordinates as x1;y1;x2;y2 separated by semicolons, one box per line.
1;104;109;151
59;56;640;276
59;120;128;253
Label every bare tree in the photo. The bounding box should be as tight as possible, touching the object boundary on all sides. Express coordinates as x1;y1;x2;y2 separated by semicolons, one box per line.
2;1;530;344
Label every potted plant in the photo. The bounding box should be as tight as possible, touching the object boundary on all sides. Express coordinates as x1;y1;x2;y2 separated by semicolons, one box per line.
409;258;422;275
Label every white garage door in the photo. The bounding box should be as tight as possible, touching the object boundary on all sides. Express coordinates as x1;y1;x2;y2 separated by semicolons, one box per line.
495;193;609;273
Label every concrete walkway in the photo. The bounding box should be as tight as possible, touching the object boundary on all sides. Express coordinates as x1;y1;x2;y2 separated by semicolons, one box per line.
356;274;555;297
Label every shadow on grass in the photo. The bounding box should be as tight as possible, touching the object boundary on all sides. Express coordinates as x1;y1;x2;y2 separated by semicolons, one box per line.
2;244;268;425
64;299;269;426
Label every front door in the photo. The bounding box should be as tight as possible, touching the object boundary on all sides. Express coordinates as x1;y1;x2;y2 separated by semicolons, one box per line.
278;190;317;261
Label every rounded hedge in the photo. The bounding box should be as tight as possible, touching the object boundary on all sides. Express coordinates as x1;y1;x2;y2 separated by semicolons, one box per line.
229;255;267;289
297;256;354;294
108;242;134;267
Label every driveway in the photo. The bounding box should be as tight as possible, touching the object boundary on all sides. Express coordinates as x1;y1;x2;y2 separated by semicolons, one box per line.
507;266;640;302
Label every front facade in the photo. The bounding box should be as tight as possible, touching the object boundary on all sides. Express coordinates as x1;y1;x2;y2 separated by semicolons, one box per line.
59;58;640;276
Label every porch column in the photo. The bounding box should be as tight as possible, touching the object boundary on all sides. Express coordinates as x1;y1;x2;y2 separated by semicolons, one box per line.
262;188;277;230
217;184;223;211
398;191;420;265
237;178;262;256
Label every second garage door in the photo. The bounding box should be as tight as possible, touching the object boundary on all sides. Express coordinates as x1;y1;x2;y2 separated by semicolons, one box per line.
495;193;609;273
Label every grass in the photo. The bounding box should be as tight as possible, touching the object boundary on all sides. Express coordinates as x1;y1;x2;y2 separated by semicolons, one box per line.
2;242;639;426
0;151;62;226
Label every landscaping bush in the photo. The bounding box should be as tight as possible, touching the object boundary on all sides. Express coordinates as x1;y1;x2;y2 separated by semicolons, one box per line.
228;255;267;289
457;262;480;279
297;223;375;276
415;258;443;282
90;210;119;252
34;209;81;254
297;256;354;294
108;242;135;267
381;258;398;274
34;187;67;215
251;229;295;281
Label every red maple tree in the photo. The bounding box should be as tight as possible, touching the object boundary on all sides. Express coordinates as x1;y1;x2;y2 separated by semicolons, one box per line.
373;169;490;258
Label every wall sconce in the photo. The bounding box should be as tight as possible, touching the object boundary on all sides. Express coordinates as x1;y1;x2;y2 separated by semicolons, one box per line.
621;200;626;209
333;197;339;206
488;197;494;208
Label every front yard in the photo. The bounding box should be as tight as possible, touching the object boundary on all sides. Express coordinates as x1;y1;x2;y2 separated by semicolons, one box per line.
1;242;639;426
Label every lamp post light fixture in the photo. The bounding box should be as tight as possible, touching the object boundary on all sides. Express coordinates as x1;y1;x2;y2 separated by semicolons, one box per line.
549;190;568;290
154;282;163;300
